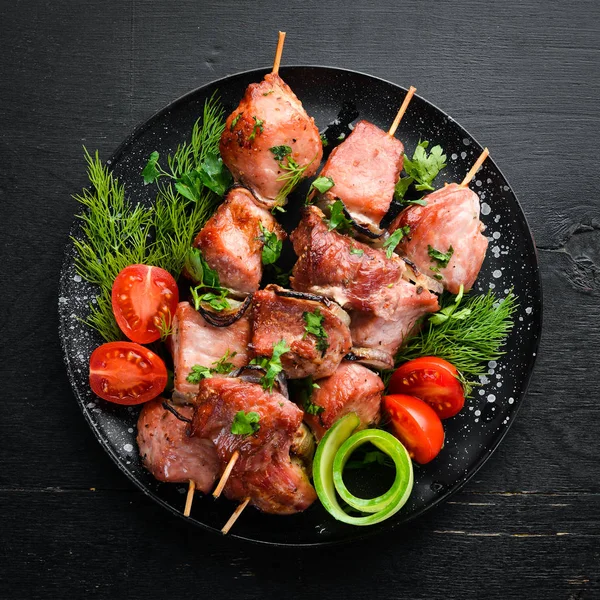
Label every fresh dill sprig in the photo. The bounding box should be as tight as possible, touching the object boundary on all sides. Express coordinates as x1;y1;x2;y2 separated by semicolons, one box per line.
72;95;227;341
273;154;316;212
395;290;517;395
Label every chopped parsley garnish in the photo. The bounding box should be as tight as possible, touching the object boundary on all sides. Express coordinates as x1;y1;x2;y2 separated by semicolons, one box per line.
302;309;329;353
212;349;237;374
186;364;213;383
248;116;264;142
394;176;428;206
250;339;290;392
184;247;221;288
142;151;232;200
350;245;364;257
258;222;282;265
403;140;447;191
320;133;329;147
231;410;260;435
230;113;242;131
310;176;335;194
382;226;410;258
191;288;230;311
186;350;237;384
297;376;323;416
325;199;353;234
428;244;454;268
262;90;274;96
270;145;292;161
272;264;292;287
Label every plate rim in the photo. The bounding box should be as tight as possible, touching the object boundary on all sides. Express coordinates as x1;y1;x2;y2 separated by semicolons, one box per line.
59;65;544;547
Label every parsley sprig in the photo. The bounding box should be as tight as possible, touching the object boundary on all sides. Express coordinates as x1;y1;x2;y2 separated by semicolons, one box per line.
231;411;260;435
297;376;323;416
186;350;238;383
258;222;282;265
382;225;410;258
428;245;454;268
302;309;329;354
325;199;353;234
250;339;290;392
185;247;231;312
403;140;447;192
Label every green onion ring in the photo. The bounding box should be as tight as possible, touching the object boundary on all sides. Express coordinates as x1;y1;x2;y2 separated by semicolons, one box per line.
313;413;414;525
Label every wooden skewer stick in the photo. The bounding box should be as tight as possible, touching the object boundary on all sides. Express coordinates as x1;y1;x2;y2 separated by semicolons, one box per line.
221;497;251;535
460;148;489;187
388;86;417;137
213;450;240;499
272;31;286;75
183;479;196;517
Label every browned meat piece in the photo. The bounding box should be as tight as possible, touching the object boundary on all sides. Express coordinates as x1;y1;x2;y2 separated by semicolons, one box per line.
137;399;221;494
191;376;317;515
390;183;488;294
290;206;415;320
192;186;285;295
316;120;404;230
350;283;439;364
219;73;323;209
250;285;352;380
170;302;251;402
302;362;384;441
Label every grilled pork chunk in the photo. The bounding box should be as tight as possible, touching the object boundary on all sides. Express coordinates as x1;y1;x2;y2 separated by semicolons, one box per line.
137;399;220;494
390;183;488;294
170;302;251;402
302;362;384;441
251;285;352;380
290;206;415;320
192;187;285;295
315;120;404;230
219;73;322;210
191;376;317;515
350;283;439;364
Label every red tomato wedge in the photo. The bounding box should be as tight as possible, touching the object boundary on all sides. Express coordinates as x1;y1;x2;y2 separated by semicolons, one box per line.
389;357;465;419
112;265;179;344
89;342;168;405
382;394;445;464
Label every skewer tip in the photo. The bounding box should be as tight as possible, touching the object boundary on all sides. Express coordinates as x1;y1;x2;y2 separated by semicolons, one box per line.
388;86;417;137
272;31;286;75
183;479;196;517
460;147;490;187
213;450;240;499
221;497;251;535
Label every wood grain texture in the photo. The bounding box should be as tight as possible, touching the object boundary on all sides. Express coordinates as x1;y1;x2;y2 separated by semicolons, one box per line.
1;0;599;597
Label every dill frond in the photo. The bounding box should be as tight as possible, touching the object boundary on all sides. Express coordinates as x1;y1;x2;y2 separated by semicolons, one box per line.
395;290;517;395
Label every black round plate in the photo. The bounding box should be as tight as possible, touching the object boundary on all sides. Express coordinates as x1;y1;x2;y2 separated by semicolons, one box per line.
59;66;542;546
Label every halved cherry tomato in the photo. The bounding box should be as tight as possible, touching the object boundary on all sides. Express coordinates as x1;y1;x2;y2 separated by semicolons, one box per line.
89;342;167;405
389;357;465;419
111;264;179;344
382;394;445;464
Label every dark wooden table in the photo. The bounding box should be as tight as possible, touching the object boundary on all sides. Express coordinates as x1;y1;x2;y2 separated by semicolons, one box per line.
2;1;599;598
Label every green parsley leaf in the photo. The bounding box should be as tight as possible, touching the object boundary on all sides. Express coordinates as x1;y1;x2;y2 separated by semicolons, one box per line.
231;410;261;435
403;141;447;191
295;376;323;415
191;288;230;312
428;244;454;268
184;247;221;288
263;90;274;96
250;339;290;392
310;176;335;194
326;199;353;234
350;245;364;257
258;222;283;265
269;145;292;161
186;364;213;384
394;176;428;207
271;264;292;287
195;153;233;196
142;151;161;184
303;309;329;353
383;225;410;258
212;350;237;374
230;113;242;131
320;133;329;147
248;116;264;142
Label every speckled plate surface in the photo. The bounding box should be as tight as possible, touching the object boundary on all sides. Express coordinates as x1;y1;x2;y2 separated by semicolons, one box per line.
59;66;542;546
